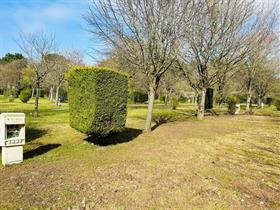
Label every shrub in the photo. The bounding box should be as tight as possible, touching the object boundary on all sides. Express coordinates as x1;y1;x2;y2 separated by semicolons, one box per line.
179;96;188;103
39;89;45;98
226;95;239;115
130;91;148;103
3;90;10;98
170;94;179;110
19;88;32;103
159;95;166;102
273;98;280;111
205;88;214;110
59;88;68;102
4;89;18;98
236;94;247;103
67;66;128;136
266;97;273;106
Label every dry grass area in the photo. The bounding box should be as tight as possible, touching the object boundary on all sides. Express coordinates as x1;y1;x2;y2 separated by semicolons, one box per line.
0;99;279;209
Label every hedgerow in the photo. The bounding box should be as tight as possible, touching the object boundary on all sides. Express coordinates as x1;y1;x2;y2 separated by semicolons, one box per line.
130;91;148;103
205;88;214;110
67;66;128;136
273;97;280;111
226;95;239;115
19;88;31;103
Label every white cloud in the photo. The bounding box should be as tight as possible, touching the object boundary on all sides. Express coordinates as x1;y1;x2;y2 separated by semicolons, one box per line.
9;1;84;33
42;4;71;20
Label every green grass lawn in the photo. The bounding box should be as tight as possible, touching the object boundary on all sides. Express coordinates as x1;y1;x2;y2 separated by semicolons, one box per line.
0;97;279;209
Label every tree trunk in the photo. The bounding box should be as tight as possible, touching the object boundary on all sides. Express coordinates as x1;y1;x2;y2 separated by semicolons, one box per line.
164;92;168;107
49;86;54;101
257;95;262;108
216;73;226;106
197;88;206;120
31;87;35;98
144;86;156;133
55;86;60;106
246;82;252;112
34;83;40;117
217;83;223;106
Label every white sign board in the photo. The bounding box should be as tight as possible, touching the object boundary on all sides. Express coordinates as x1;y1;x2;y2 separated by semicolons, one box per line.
0;113;25;147
235;104;241;115
0;113;25;165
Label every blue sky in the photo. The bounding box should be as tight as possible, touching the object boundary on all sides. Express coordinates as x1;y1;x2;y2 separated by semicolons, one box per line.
0;0;103;64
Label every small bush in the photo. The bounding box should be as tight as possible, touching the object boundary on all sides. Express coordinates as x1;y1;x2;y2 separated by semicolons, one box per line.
3;90;9;98
236;94;247;103
179;96;188;103
59;88;68;102
19;88;32;103
170;94;179;110
39;89;45;98
273;98;280;111
4;89;18;98
226;96;239;115
130;91;148;103
68;66;128;136
205;88;214;110
159;95;166;102
266;97;273;106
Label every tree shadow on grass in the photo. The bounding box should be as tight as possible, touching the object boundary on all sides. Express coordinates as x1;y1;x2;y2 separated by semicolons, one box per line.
152;115;174;131
151;112;195;131
85;128;142;146
26;127;48;143
24;144;61;159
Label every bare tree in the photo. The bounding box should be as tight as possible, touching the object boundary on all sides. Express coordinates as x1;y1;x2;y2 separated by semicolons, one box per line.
178;0;278;119
5;59;27;91
45;73;56;102
242;35;279;111
64;50;84;66
254;63;279;108
44;54;67;105
16;32;57;117
0;64;7;91
45;50;84;103
46;51;83;106
0;54;26;93
84;0;193;132
158;68;188;107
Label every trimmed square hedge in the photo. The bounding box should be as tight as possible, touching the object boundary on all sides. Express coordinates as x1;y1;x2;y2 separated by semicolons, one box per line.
205;88;214;110
67;66;128;136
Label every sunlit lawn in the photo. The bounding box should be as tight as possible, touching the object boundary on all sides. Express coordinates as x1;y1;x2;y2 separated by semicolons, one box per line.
0;96;279;209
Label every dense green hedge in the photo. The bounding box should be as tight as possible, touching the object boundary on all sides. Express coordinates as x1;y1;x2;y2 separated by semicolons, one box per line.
205;88;214;110
170;94;179;110
130;91;148;103
39;89;45;98
226;95;239;115
273;98;280;111
266;97;273;106
179;96;188;103
19;88;31;103
236;94;247;103
67;66;128;136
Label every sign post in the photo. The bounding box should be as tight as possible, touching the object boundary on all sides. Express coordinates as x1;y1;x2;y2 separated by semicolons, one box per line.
0;113;25;165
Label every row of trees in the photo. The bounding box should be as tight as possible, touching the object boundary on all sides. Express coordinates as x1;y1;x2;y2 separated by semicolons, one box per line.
1;0;278;133
85;0;279;132
0;33;84;117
